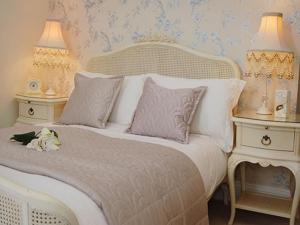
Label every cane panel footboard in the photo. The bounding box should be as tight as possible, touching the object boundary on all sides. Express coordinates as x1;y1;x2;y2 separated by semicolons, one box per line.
0;177;79;225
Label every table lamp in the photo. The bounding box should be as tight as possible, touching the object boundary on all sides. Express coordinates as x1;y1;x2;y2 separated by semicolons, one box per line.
33;20;70;96
245;12;294;115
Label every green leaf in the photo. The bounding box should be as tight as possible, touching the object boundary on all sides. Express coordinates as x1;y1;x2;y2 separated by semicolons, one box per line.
50;130;58;138
10;132;37;145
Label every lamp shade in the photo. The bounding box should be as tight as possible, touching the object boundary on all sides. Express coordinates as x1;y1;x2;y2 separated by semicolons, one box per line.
251;12;289;51
37;20;67;49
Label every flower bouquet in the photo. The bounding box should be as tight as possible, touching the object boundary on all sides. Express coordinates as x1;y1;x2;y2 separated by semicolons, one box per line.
10;128;61;152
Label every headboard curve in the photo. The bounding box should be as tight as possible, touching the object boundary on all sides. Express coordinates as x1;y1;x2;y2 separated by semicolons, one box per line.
86;42;241;80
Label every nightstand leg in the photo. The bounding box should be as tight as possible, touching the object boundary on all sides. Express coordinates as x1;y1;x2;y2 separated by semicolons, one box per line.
240;162;246;192
290;171;300;225
228;163;237;225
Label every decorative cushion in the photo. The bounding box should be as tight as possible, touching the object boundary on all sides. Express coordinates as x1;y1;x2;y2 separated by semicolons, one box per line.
127;77;207;143
148;74;245;152
59;73;123;128
78;71;148;125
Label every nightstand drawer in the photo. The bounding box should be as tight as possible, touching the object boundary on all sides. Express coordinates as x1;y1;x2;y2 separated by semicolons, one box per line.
19;102;48;120
241;125;295;152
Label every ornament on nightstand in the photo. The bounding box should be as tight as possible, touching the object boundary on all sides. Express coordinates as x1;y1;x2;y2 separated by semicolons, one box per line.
274;90;290;118
26;80;42;95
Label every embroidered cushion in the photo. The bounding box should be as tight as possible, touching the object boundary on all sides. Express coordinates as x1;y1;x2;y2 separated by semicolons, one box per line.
127;77;206;143
59;74;123;128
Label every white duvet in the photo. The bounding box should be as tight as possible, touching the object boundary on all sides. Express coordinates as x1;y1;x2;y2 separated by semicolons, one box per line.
0;123;227;225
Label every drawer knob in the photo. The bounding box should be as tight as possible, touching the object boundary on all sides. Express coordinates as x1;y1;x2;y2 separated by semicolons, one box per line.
28;108;35;116
261;135;271;146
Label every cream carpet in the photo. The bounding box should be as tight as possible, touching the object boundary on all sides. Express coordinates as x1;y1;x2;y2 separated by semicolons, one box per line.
208;201;299;225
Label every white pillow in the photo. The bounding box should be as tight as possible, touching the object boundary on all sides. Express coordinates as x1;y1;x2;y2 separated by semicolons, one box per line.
148;74;245;153
78;71;147;125
109;75;147;124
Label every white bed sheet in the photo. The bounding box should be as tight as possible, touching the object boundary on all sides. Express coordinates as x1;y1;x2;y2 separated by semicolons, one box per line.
0;123;227;225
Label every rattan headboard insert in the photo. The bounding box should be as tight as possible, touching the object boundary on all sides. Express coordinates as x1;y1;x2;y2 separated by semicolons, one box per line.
86;42;241;80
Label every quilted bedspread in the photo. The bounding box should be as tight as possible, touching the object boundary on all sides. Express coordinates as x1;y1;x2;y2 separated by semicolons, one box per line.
0;125;208;225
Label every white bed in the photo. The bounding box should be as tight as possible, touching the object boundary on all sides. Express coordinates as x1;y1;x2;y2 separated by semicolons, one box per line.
0;41;241;225
0;123;227;225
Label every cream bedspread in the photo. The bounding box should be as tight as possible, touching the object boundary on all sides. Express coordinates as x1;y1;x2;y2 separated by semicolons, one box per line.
0;125;209;225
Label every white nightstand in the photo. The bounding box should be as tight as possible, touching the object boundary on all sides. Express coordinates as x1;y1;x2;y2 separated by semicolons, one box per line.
228;111;300;225
16;94;68;125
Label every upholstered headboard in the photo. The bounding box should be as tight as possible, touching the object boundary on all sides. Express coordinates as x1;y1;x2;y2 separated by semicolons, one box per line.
86;42;241;80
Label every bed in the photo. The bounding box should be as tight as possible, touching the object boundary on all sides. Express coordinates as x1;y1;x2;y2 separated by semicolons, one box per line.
0;42;241;225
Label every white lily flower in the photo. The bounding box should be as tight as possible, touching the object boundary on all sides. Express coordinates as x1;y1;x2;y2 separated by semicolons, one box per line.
45;136;60;151
41;128;52;138
26;128;60;152
27;139;43;152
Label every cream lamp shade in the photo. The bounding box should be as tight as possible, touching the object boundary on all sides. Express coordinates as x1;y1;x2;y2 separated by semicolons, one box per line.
245;12;294;115
37;20;67;49
252;12;288;51
33;20;70;96
246;12;294;80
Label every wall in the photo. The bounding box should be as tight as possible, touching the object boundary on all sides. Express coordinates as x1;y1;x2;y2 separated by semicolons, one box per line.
51;0;300;111
0;0;49;127
50;0;300;196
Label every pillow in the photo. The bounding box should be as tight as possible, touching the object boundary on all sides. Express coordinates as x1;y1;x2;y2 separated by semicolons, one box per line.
148;74;245;152
59;73;123;128
78;71;148;125
127;77;207;143
109;75;147;125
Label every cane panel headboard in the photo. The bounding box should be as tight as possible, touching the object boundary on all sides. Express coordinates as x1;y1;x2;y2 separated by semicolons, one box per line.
86;42;241;80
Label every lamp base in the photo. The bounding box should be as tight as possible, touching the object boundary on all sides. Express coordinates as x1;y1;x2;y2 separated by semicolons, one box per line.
256;104;272;115
45;88;56;96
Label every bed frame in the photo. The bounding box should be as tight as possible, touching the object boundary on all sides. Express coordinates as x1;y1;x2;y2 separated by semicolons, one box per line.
0;42;241;225
86;41;240;79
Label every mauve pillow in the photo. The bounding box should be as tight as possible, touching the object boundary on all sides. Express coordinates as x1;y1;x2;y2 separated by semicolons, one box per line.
77;71;148;125
59;74;123;128
127;77;207;143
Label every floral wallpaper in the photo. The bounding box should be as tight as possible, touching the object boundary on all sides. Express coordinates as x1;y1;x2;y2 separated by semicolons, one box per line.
48;0;300;193
50;0;300;111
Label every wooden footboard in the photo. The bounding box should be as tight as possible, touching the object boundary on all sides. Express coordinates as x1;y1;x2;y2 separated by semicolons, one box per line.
0;176;79;225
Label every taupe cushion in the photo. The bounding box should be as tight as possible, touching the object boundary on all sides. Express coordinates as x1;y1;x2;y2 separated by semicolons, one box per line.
127;77;206;143
59;74;123;128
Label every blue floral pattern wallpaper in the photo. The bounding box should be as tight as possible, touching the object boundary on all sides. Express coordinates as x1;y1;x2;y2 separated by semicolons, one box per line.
50;0;300;193
50;0;300;112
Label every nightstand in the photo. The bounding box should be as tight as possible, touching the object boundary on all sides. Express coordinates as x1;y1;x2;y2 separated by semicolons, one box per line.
15;94;68;125
228;111;300;225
